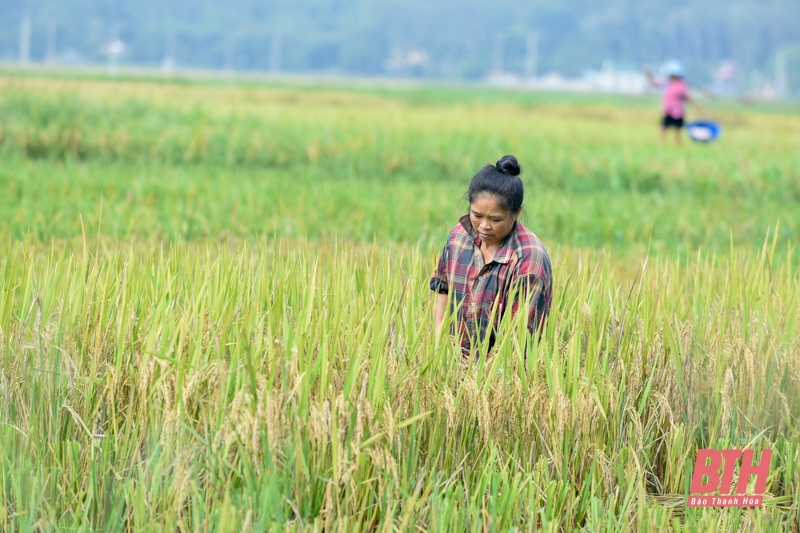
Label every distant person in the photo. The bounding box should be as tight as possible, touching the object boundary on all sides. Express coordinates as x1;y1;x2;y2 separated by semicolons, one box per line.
642;60;704;144
430;155;552;358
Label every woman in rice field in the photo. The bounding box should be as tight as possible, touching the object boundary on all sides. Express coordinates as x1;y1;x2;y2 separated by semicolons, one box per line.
430;155;553;358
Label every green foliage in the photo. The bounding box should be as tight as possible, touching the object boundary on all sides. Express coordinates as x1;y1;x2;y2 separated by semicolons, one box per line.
1;238;798;530
0;74;799;530
0;75;799;255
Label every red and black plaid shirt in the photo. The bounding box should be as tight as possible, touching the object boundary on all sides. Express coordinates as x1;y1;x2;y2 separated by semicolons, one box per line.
430;215;552;354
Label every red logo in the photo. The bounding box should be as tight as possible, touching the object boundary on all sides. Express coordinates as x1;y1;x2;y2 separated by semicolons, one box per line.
687;449;772;507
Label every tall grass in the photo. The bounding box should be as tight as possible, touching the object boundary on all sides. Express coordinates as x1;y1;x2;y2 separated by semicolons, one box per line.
1;75;800;253
1;237;798;530
1;73;799;530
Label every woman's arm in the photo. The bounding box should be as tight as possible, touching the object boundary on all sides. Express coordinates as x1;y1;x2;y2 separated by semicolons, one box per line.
434;292;448;338
641;66;661;89
430;237;451;338
685;94;706;115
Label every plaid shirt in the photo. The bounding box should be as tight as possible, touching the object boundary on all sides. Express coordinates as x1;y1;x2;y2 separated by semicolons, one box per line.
430;215;552;354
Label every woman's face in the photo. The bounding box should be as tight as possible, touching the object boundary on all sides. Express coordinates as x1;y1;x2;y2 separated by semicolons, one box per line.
469;194;518;247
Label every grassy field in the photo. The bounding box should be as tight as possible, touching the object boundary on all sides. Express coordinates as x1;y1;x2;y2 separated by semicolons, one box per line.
1;75;799;253
1;73;799;531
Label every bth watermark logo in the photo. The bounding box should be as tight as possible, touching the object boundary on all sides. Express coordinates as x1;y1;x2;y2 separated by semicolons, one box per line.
687;449;772;507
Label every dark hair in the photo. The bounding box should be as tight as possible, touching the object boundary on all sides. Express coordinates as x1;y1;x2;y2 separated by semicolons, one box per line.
467;155;524;213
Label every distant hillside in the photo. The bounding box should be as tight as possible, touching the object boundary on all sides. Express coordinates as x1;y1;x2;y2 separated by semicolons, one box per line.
1;0;799;92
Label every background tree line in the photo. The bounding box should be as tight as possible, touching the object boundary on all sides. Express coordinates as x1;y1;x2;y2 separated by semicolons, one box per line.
2;0;799;92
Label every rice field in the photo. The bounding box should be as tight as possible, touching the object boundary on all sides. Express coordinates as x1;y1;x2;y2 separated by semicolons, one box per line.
1;73;799;531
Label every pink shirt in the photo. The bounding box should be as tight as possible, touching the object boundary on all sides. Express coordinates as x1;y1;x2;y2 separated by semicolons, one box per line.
662;79;688;119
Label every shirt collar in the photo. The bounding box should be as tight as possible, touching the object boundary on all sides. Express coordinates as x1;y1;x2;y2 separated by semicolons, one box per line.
459;214;517;265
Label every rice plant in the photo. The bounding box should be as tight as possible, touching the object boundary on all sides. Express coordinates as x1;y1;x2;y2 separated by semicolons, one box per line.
0;72;798;531
0;236;798;530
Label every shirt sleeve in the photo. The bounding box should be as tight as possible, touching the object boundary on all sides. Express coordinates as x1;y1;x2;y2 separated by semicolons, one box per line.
511;275;552;335
429;239;450;294
509;253;553;335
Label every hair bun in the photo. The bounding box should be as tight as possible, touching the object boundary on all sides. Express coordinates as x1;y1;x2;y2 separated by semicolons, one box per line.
496;155;521;176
